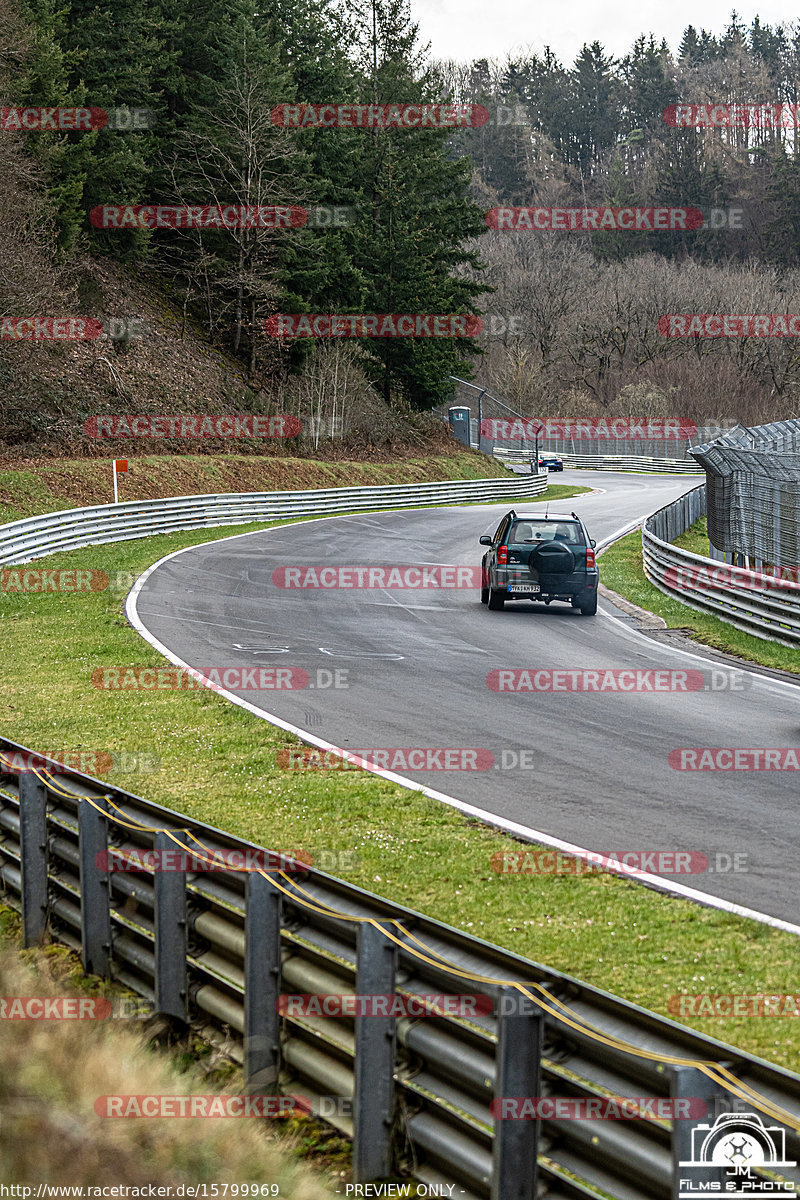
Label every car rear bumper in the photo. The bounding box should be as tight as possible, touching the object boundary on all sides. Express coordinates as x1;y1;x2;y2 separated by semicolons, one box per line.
494;569;598;600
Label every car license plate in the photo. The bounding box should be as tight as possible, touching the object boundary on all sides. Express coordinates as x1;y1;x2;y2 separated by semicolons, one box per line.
508;583;540;593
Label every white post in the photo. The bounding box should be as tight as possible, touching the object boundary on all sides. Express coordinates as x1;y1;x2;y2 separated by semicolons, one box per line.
112;461;119;504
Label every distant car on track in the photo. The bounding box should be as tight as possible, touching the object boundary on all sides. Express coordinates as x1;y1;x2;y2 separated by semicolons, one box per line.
538;452;564;472
479;509;598;615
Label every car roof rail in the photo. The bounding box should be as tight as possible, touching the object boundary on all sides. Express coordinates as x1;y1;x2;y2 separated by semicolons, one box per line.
571;511;580;520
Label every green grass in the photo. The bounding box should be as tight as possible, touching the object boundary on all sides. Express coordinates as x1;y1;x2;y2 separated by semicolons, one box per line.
495;482;593;505
1;517;799;1072
673;514;713;557
600;523;800;675
429;482;593;508
0;452;513;525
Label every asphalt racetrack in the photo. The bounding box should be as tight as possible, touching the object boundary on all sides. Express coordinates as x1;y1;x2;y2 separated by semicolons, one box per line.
129;471;800;926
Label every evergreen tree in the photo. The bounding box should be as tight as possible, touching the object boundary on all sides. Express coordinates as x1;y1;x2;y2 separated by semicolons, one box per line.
15;0;92;251
678;26;702;65
56;0;175;258
335;0;486;408
566;43;619;175
764;146;800;265
620;34;677;136
749;15;784;80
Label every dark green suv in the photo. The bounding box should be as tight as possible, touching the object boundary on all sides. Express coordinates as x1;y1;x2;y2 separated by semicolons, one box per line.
479;510;599;615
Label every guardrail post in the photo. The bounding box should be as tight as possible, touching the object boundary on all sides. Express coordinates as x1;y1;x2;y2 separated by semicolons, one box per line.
244;871;282;1093
491;987;541;1200
153;830;188;1023
353;920;397;1183
671;1064;727;1197
79;796;112;976
19;772;49;946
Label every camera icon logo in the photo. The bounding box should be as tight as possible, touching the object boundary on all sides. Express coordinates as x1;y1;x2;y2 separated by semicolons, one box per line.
681;1111;795;1168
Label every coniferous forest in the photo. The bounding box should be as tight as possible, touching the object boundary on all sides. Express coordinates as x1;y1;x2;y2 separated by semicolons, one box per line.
4;1;800;448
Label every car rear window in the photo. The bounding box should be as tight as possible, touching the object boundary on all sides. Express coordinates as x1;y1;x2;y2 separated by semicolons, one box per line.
508;520;585;545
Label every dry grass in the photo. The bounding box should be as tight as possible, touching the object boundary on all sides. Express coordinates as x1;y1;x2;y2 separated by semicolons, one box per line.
0;934;335;1192
0;450;507;523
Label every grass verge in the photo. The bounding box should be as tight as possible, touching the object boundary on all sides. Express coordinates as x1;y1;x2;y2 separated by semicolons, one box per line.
0;515;799;1072
428;481;593;508
600;522;800;675
0;451;512;524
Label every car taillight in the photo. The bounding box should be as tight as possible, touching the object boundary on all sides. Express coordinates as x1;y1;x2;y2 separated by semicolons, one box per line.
586;548;596;569
497;545;508;565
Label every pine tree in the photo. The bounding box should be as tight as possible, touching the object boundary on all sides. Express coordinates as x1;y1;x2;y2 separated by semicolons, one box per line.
566;43;619;175
763;146;800;265
621;34;677;136
15;0;93;251
678;26;701;65
55;0;175;258
328;0;486;409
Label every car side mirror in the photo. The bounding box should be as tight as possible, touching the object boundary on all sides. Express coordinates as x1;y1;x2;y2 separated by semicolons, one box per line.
590;539;596;548
479;535;492;546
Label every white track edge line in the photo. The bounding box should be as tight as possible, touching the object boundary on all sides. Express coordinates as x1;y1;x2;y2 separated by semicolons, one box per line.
125;512;800;937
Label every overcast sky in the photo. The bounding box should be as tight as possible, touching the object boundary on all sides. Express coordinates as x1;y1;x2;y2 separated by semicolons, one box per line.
412;0;793;66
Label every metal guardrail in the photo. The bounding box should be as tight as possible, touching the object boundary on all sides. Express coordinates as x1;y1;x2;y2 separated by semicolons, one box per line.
491;447;701;473
1;740;799;1200
642;485;800;646
491;448;540;470
0;474;547;566
562;454;702;474
491;448;539;461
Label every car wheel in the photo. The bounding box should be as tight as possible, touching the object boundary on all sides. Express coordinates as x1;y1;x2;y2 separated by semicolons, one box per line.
571;596;581;609
580;592;598;615
487;583;505;610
